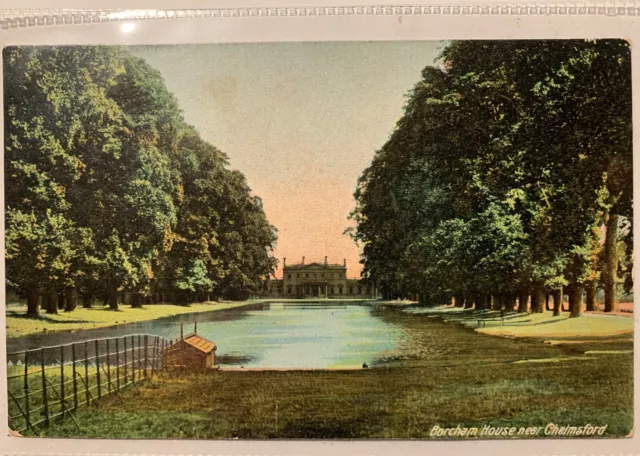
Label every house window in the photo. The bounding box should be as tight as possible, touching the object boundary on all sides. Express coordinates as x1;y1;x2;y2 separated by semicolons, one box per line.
305;273;309;278
331;287;335;294
358;287;362;295
296;273;300;278
288;274;291;279
287;286;292;294
349;287;353;294
321;273;325;278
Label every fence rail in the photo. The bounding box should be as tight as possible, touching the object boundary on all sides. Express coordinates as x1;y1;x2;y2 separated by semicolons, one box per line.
6;333;170;435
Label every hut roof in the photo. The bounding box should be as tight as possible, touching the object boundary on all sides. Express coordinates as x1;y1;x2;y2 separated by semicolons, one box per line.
183;334;216;354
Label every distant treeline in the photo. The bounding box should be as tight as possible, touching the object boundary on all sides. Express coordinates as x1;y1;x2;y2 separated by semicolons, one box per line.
4;46;277;315
350;40;632;316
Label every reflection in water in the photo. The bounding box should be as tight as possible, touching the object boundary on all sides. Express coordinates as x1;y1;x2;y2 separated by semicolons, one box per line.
7;303;403;369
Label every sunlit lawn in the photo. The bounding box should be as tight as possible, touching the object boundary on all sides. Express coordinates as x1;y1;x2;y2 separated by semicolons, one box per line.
5;302;254;338
407;306;634;338
476;312;633;338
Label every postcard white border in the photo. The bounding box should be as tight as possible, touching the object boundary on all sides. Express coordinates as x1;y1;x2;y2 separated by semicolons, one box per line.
0;3;638;456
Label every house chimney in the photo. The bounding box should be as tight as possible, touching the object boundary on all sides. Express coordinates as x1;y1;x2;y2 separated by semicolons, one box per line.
283;257;286;268
324;256;328;265
344;258;347;267
302;256;305;265
194;320;197;334
180;323;184;340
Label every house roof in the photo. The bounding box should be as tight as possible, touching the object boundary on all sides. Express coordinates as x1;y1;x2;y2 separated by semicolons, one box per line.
183;334;216;354
284;262;345;270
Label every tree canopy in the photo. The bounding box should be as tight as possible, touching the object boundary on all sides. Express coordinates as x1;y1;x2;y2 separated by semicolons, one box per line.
4;45;277;315
351;40;632;316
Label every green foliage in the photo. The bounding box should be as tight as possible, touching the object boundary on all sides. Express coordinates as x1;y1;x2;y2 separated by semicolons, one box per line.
4;46;277;312
351;40;632;304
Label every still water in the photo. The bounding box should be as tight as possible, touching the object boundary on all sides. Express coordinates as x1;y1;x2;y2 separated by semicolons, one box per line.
7;303;403;369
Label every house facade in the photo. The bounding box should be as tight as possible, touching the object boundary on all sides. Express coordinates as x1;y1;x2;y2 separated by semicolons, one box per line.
261;256;378;298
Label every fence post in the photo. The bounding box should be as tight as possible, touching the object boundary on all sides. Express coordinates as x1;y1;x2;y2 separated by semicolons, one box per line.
123;336;128;385
161;338;165;369
95;339;101;399
41;348;49;425
116;337;120;391
131;335;136;383
151;336;158;375
84;341;89;406
106;338;111;394
144;335;148;378
60;344;65;418
72;343;78;410
138;335;142;380
23;350;30;430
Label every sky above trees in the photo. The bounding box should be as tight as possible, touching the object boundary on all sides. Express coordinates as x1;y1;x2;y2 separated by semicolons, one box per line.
130;41;443;278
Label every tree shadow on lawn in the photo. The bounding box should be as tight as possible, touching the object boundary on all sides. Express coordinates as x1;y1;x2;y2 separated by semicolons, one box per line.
5;311;91;324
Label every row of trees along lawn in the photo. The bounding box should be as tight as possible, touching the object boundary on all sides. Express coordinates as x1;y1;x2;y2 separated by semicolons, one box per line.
4;46;278;315
350;40;633;317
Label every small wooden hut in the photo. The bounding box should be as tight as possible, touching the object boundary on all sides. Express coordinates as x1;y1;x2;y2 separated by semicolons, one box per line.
164;322;217;369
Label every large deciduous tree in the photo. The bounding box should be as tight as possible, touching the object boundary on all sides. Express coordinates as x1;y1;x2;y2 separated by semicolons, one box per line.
5;45;277;313
351;40;632;316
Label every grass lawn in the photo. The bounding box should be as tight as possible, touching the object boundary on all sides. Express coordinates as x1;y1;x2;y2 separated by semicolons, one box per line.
31;307;634;439
405;305;633;339
476;313;633;338
5;302;255;338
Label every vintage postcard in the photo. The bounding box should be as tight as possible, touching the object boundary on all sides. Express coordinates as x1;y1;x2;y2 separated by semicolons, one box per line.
0;4;639;456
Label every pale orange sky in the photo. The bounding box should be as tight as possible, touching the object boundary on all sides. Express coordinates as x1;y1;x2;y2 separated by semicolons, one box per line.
131;42;442;279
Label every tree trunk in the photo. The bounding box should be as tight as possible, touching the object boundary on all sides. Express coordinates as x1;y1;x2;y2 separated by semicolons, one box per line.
569;282;583;318
604;212;619;312
530;285;545;313
552;287;563;317
492;294;503;311
506;293;517;312
131;293;143;308
464;293;474;309
64;290;76;312
585;279;597;312
454;293;464;307
517;290;529;313
45;293;58;314
57;292;65;310
108;284;118;311
82;294;93;308
26;288;39;316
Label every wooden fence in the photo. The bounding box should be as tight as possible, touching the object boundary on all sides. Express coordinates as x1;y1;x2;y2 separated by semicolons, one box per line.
6;333;169;435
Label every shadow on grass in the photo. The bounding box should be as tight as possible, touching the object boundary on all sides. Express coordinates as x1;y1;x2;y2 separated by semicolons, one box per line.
5;311;91;324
